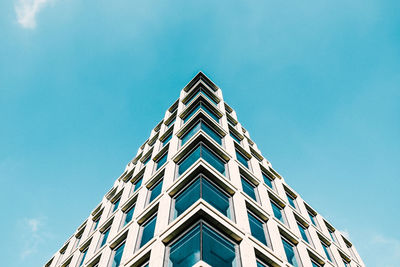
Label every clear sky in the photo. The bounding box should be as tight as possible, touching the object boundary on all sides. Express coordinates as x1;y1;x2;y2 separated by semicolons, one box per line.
0;0;399;266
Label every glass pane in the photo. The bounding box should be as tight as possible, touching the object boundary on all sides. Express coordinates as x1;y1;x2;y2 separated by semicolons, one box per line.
201;122;222;145
187;89;218;106
201;146;225;175
149;180;163;203
174;179;201;218
308;212;316;226
124;205;135;225
93;218;100;231
167;117;176;127
202;179;230;218
248;213;267;246
322;243;332;261
169;224;201;267
156;153;168;170
181;122;202;145
101;228;110;247
241;178;257;201
286;194;296;209
271;202;284;223
282;239;299;267
236;151;249;168
311;261;321;267
328;230;336;242
79;249;88;266
163;133;172;146
262;173;273;189
202;224;237;267
111;243;125;267
134;177;143;191
178;146;201;175
113;198;120;212
143;156;151;165
230;132;241;144
297;224;309;243
184;103;219;123
140;215;157;247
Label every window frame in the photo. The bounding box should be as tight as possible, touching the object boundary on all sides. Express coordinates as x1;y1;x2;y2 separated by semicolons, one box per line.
136;213;158;250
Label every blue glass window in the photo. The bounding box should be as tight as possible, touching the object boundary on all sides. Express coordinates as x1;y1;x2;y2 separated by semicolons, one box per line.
230;132;241;144
166;117;176;127
236;150;249;168
156;153;168;170
257;261;272;267
321;242;332;262
143;155;151;166
282;238;299;267
297;223;309;243
139;215;157;248
173;177;231;219
308;212;317;226
248;212;268;246
342;259;350;267
163;133;173;146
186;88;218;106
181;120;222;145
134;176;143;191
79;248;88;266
328;229;336;242
124;205;135;225
168;223;237;267
241;178;257;201
183;102;219;123
148;180;163;204
112;198;120;213
262;172;273;189
93;218;100;231
178;145;225;176
100;227;110;247
311;260;322;267
271;201;285;224
111;243;125;267
286;193;296;209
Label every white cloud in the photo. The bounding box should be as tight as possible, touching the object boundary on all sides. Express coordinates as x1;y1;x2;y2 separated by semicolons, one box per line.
19;217;50;260
15;0;51;29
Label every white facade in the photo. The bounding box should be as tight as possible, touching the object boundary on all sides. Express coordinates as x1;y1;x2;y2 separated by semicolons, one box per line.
45;73;365;267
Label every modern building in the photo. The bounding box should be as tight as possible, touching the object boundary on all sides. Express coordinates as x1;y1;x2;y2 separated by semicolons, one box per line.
45;72;365;267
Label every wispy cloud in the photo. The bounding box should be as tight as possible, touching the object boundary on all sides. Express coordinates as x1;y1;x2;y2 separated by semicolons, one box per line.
338;229;350;239
15;0;51;29
19;217;50;260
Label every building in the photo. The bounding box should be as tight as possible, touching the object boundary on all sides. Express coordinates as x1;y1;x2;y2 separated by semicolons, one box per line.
45;72;365;267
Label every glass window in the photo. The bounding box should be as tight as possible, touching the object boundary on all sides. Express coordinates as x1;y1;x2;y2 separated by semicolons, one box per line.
167;117;176;127
112;198;120;213
100;227;110;247
241;178;257;201
79;248;88;267
74;235;81;248
186;88;218;105
236;150;249;168
262;172;273;189
93;217;100;231
143;155;151;166
230;132;241;144
178;144;225;176
110;243;125;267
271;201;285;224
257;261;273;267
133;176;143;192
124;205;135;226
321;241;333;262
139;215;157;248
183;102;219;123
168;222;238;267
148;180;163;204
311;259;322;267
342;259;351;267
248;212;268;246
156;153;168;170
173;177;232;219
297;223;309;243
282;238;300;267
163;133;173;146
286;193;296;209
181;120;222;145
308;212;317;227
328;229;336;243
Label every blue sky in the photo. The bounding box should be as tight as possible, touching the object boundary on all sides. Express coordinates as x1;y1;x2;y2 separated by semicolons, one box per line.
0;0;399;266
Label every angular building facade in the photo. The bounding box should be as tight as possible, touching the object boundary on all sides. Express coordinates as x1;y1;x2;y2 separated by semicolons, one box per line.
45;73;365;267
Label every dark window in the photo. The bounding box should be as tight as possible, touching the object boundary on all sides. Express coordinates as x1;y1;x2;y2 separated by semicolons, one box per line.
100;227;110;247
124;205;135;226
181;120;222;145
133;176;143;192
186;88;218;105
139;215;157;248
282;238;300;267
163;133;173;146
271;201;285;224
241;178;257;201
248;212;268;246
168;222;238;267
183;102;219;123
156;153;168;170
148;179;163;204
112;198;120;213
230;132;241;144
111;243;125;267
297;223;309;243
286;193;296;209
262;172;273;189
236;150;249;168
178;144;225;176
